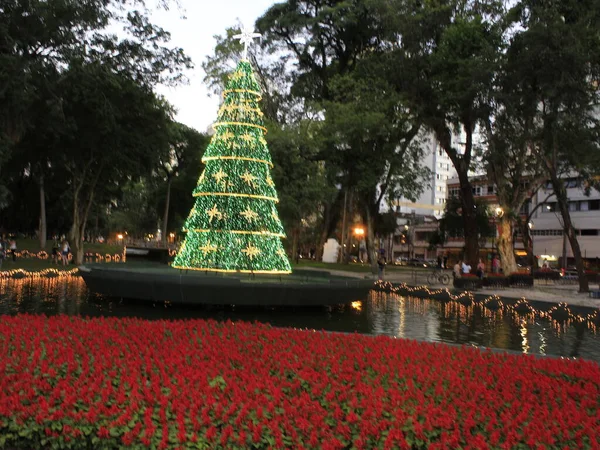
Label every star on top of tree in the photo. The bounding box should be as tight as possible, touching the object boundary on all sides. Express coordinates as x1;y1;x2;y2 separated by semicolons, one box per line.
241;244;261;260
233;25;262;60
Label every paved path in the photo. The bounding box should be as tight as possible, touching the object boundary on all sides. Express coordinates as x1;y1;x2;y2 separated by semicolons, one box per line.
299;266;600;309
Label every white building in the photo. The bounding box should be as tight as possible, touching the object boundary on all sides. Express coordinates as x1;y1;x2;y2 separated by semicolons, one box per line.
393;134;456;218
529;177;600;267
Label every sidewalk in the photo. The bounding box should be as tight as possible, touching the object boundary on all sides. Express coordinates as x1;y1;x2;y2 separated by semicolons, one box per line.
300;266;600;309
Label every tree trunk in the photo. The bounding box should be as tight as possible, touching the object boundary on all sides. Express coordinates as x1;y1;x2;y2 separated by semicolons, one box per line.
365;207;378;275
551;174;589;292
69;189;84;265
518;219;535;270
38;174;46;250
315;204;332;262
343;190;355;264
457;170;479;265
161;177;172;245
291;227;299;264
497;215;517;275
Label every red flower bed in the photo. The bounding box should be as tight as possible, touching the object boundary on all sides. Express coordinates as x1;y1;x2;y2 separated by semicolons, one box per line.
0;315;599;449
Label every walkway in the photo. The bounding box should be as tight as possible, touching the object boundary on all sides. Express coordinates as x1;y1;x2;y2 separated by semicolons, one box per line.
299;266;600;309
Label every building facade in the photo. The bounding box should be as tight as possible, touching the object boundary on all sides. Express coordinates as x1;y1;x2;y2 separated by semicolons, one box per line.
393;134;456;219
529;178;600;268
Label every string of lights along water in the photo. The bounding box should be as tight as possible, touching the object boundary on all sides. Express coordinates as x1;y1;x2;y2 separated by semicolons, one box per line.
1;277;598;363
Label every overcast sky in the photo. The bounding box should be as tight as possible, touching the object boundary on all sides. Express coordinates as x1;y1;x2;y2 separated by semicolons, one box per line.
150;0;278;133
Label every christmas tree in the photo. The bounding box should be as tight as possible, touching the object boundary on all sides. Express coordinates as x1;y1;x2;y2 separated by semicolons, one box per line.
172;31;291;274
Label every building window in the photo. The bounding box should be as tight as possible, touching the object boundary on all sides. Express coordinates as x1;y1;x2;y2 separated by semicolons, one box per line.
472;186;482;196
487;185;494;194
581;229;599;236
436;174;441;180
569;202;578;212
590;200;600;210
580;201;589;211
438;149;444;156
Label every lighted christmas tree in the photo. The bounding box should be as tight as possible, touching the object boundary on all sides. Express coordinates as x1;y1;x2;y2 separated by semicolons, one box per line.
172;28;291;274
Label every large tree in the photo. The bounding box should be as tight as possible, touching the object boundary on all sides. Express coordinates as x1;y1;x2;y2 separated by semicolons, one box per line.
58;62;171;264
257;0;429;264
377;0;505;266
158;122;205;244
503;0;600;292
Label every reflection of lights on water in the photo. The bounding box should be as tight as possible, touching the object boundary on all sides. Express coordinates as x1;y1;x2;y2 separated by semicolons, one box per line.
398;297;405;338
520;319;529;354
350;301;362;311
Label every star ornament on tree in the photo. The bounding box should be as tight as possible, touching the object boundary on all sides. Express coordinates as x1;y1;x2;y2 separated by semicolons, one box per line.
233;26;262;60
242;244;261;260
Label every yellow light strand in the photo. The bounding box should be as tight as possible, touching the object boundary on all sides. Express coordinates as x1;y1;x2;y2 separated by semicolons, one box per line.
188;229;285;238
193;192;279;202
171;265;291;274
201;156;273;168
212;122;267;134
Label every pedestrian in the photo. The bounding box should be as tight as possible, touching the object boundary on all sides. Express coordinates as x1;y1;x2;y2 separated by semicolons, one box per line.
51;237;60;265
9;238;17;262
61;239;70;266
492;255;500;274
377;252;387;280
462;260;472;274
437;255;442;269
443;254;448;269
453;260;462;279
476;258;485;279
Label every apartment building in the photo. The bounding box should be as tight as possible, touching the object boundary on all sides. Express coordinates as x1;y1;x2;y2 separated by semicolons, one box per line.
392;134;456;218
529;178;600;268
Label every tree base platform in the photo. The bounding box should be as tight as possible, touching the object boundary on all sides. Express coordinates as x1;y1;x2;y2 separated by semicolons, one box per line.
79;264;374;306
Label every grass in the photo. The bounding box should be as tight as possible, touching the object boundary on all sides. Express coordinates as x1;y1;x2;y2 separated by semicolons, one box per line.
14;238;123;254
0;258;77;272
292;260;432;273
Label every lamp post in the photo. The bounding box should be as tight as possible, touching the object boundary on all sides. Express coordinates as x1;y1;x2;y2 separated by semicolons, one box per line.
492;207;504;257
354;227;364;262
528;221;535;272
404;224;410;259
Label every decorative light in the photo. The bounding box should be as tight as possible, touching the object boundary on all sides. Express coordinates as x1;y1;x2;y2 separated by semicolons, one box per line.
173;60;291;274
373;280;599;330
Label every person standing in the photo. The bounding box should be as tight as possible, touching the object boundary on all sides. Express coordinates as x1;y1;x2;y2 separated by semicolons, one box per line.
9;239;17;262
462;260;472;274
437;255;442;270
61;239;70;266
476;258;486;279
492;255;500;274
377;252;387;280
453;260;462;279
443;254;448;269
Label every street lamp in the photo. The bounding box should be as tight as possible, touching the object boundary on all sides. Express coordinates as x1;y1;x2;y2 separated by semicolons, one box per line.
528;221;535;271
492;207;503;257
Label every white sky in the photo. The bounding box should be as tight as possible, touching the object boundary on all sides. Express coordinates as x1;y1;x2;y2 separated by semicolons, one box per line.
150;0;279;133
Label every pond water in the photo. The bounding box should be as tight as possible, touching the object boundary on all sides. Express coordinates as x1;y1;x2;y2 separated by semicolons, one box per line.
1;277;599;363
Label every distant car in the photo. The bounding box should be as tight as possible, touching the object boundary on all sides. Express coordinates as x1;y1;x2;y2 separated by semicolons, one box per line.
408;258;429;267
395;257;408;266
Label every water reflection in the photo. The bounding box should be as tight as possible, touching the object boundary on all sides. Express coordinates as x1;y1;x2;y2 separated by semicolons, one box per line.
0;279;598;362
